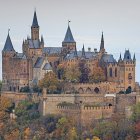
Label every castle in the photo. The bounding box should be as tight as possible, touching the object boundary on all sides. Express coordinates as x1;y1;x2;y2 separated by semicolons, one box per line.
2;10;140;126
2;11;136;93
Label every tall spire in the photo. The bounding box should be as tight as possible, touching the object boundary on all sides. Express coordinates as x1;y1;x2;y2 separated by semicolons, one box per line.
82;44;86;58
74;47;78;58
41;35;44;43
3;30;15;52
133;53;136;61
32;10;39;28
63;23;75;43
100;32;104;51
119;53;122;60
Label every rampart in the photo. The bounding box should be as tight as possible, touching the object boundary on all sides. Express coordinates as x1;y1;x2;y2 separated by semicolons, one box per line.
56;105;114;126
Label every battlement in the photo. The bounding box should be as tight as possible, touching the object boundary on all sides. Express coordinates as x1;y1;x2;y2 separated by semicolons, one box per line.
74;81;114;86
57;104;113;111
57;104;80;110
83;106;113;110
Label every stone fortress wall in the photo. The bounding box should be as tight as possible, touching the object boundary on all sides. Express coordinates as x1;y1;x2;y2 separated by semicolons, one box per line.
1;83;140;126
57;105;114;126
71;82;120;94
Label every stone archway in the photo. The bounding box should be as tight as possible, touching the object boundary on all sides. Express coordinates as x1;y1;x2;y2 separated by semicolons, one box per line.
86;87;92;94
78;87;84;94
94;87;100;93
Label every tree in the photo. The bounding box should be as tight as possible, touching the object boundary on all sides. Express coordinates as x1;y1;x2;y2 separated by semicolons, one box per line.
89;67;105;83
0;96;12;121
64;63;81;82
131;103;140;122
39;72;60;94
57;63;65;80
79;59;90;83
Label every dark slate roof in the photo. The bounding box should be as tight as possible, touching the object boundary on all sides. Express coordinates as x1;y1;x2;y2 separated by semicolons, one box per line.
43;63;52;70
63;25;75;43
34;57;44;68
101;54;116;63
43;47;62;55
32;11;39;28
123;50;132;61
3;33;15;52
28;39;40;48
14;53;27;59
65;51;97;60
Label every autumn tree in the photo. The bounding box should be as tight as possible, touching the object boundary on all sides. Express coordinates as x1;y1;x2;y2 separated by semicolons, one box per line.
64;63;81;82
57;63;65;80
0;96;12;122
131;103;140;122
79;59;90;83
39;72;60;94
89;67;105;83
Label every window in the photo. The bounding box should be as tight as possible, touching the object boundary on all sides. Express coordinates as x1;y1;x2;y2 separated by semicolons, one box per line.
109;68;112;77
115;68;117;77
128;73;132;80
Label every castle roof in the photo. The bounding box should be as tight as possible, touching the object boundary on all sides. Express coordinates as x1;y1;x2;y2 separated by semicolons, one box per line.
43;47;62;55
43;63;52;71
14;53;27;59
123;50;132;61
32;11;39;28
101;54;116;63
34;57;44;68
65;50;97;60
3;33;15;52
63;25;75;43
28;39;40;48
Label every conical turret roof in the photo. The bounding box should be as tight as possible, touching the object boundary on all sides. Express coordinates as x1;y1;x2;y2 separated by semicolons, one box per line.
32;11;39;28
63;25;75;43
3;32;15;52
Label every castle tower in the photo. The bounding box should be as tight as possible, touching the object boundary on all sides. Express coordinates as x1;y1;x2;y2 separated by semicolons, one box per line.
118;50;136;91
81;44;86;58
31;10;39;40
2;31;16;91
99;32;105;54
62;22;76;53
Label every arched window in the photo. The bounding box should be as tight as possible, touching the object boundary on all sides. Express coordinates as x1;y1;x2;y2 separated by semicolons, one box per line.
78;88;84;94
115;68;117;77
86;87;92;94
128;73;132;80
109;68;112;77
94;87;99;93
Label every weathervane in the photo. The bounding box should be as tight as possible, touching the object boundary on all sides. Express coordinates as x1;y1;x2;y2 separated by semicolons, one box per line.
68;20;71;26
8;28;10;34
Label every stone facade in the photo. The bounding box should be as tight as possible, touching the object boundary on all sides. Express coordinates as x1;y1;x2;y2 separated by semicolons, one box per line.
2;11;137;93
40;89;140;126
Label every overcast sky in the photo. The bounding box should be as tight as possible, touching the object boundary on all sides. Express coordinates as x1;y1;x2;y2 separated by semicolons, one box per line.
0;0;140;82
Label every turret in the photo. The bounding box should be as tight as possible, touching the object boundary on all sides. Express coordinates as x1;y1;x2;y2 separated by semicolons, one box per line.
62;21;76;52
118;53;122;62
2;30;15;53
31;10;39;40
41;35;44;47
123;49;132;61
133;53;136;62
81;44;86;58
74;46;78;58
100;32;105;53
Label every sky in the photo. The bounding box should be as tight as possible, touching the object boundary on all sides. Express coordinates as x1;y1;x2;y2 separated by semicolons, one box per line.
0;0;140;82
